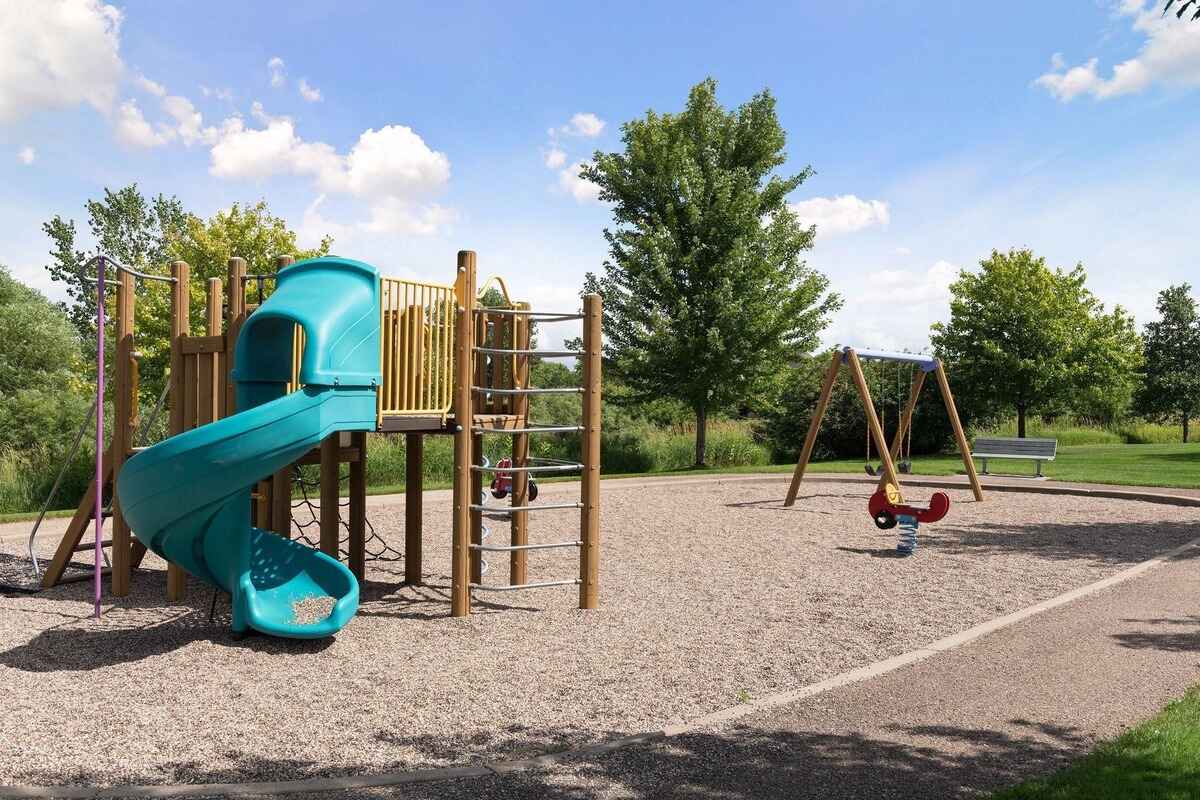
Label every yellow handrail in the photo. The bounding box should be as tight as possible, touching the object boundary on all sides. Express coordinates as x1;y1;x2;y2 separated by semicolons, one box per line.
378;275;456;422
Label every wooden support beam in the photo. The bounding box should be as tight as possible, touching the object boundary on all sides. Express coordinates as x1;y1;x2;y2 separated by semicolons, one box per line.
876;369;926;493
319;433;340;558
225;257;246;415
166;261;191;600
451;250;476;617
784;349;842;507
510;304;530;586
42;454;113;588
579;293;602;610
404;433;423;584
934;361;985;502
846;348;901;498
348;431;366;580
110;269;136;597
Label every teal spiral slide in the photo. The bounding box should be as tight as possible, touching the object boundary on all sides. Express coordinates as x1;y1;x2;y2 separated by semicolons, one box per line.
117;257;381;638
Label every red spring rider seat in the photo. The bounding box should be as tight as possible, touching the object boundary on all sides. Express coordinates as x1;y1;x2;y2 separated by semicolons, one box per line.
868;483;951;555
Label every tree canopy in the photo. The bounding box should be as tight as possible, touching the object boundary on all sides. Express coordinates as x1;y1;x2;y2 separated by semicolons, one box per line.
930;248;1141;436
1137;284;1200;441
0;265;89;454
581;77;840;465
44;189;329;407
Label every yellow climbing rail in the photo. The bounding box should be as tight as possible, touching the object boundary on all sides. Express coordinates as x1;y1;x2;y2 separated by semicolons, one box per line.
378;275;457;421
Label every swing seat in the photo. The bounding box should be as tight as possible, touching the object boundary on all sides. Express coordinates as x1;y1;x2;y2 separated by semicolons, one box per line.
868;483;951;530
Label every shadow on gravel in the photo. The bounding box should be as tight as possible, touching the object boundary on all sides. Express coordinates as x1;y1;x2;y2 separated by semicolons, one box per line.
1112;615;1200;653
2;720;1093;799
930;519;1200;566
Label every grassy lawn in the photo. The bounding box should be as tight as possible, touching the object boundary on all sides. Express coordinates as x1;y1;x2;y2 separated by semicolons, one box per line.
992;686;1200;799
5;442;1198;525
801;441;1200;490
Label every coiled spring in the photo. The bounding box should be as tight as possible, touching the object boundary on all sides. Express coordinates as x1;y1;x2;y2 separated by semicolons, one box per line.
478;456;492;576
896;514;918;556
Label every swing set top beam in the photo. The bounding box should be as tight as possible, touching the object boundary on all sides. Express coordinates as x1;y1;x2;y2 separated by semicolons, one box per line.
843;347;938;373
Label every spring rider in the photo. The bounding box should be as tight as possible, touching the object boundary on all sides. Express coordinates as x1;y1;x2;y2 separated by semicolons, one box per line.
868;483;951;555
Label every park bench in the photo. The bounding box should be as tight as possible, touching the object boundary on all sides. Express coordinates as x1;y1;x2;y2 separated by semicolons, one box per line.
971;437;1057;478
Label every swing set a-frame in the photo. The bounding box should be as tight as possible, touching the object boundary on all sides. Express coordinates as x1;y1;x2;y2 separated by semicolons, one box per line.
783;346;984;507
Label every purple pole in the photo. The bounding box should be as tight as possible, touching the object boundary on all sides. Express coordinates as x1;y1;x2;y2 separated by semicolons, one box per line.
94;257;105;620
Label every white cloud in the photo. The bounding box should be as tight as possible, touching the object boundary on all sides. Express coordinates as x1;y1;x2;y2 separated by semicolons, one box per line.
200;85;233;102
544;146;567;168
0;0;124;123
894;246;912;256
826;260;959;352
161;94;218;145
113;99;167;148
134;73;166;97
209;116;453;236
297;78;322;103
557;161;601;203
562;112;605;138
17;146;35;165
267;56;286;88
1035;2;1200;101
790;194;890;237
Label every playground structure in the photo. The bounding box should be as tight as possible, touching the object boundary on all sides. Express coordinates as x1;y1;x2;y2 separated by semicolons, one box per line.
783;346;984;507
33;251;602;631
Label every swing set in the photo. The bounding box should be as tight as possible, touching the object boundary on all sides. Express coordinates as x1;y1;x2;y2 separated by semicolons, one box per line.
783;347;984;507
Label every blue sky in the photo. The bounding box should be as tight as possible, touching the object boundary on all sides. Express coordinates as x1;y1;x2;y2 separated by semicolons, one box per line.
2;0;1198;352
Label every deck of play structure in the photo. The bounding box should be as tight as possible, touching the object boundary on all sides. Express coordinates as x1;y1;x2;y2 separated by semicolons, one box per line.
34;251;602;630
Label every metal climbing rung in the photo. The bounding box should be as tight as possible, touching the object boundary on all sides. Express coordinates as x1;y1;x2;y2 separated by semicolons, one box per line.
470;501;583;514
470;578;581;592
472;424;584;435
470;540;581;552
473;347;584;358
472;386;583;395
470;462;582;474
472;308;584;322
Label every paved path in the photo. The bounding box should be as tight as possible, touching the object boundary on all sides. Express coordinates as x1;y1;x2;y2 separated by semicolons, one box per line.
278;544;1200;800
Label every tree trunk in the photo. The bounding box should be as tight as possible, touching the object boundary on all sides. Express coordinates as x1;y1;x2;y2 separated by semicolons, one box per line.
1017;405;1027;438
1184;414;1190;444
694;406;708;468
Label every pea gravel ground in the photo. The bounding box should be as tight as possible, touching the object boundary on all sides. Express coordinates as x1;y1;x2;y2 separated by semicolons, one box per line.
0;475;1195;789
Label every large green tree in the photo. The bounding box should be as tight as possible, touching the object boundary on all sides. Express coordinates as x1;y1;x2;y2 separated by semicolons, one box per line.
931;249;1141;437
1137;284;1200;442
0;265;90;454
581;78;840;466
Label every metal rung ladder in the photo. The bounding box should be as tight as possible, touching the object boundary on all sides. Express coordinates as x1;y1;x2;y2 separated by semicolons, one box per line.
457;294;601;612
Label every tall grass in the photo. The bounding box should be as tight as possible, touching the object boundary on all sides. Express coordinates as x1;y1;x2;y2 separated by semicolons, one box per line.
973;419;1185;446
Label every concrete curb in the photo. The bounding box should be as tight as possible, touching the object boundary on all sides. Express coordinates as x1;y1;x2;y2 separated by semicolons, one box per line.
3;478;1197;798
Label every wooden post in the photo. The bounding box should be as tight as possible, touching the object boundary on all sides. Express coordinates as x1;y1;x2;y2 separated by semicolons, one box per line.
451;250;476;616
348;431;366;580
934;361;985;502
271;255;296;538
876;369;926;493
404;433;423;584
783;349;843;507
165;262;191;600
579;293;602;610
319;433;340;558
510;303;531;585
110;269;136;597
225;257;247;415
846;348;901;497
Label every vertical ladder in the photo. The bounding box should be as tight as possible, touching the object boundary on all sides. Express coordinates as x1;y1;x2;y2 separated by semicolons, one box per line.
450;272;602;615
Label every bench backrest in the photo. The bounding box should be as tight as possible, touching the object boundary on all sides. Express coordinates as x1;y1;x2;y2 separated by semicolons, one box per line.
972;437;1057;458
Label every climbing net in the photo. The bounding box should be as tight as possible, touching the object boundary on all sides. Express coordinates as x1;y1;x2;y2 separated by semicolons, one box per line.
290;467;403;562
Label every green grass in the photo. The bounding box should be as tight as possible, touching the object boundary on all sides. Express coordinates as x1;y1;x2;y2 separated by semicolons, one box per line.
974;420;1184;446
992;685;1200;799
804;442;1200;490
